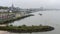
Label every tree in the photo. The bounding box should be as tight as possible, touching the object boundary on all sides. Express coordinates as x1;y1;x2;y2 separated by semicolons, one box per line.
22;24;26;27
39;24;42;26
18;26;21;28
9;24;13;27
0;6;8;9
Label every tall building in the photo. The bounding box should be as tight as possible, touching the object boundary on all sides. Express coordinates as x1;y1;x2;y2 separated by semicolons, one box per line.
9;4;21;13
10;4;14;11
9;4;15;12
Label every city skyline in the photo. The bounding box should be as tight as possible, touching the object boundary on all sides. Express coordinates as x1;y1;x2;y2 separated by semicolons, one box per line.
0;0;60;9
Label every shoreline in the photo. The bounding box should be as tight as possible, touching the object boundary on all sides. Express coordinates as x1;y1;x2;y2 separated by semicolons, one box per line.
0;25;54;33
0;14;34;24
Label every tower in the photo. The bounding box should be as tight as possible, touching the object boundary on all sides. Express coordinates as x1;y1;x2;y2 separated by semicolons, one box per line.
11;4;14;11
9;4;14;12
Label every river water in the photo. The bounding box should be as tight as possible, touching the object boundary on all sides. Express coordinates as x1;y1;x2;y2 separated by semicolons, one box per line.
7;10;60;34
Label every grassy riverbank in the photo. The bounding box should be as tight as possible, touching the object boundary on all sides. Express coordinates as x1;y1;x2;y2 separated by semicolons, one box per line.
0;25;54;33
0;14;34;24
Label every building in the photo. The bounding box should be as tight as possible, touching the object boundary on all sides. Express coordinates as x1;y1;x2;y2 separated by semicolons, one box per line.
8;4;20;12
0;9;9;12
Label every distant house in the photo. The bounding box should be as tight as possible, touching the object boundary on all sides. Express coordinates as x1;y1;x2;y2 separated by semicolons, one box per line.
0;13;16;20
0;9;9;12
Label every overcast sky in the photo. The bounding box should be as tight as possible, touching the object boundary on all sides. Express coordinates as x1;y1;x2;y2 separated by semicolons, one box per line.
0;0;60;9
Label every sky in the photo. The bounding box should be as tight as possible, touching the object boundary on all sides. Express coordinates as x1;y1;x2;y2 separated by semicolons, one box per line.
0;0;60;9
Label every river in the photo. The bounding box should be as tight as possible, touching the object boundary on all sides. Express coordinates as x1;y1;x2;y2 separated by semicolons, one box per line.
5;10;60;34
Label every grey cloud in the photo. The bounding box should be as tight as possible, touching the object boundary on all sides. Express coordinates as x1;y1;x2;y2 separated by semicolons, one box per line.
0;0;60;9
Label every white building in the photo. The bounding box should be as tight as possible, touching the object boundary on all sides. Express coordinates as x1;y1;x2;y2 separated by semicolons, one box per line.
0;9;8;12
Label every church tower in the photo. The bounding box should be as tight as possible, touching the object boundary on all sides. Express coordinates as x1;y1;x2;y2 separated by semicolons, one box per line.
9;4;15;12
11;4;14;11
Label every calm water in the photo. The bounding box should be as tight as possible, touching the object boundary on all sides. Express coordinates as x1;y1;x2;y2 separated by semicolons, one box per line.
8;10;60;34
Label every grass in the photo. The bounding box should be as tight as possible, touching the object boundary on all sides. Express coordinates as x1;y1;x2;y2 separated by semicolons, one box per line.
0;24;54;33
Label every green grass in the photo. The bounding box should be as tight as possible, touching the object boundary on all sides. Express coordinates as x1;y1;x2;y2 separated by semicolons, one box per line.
0;24;54;33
